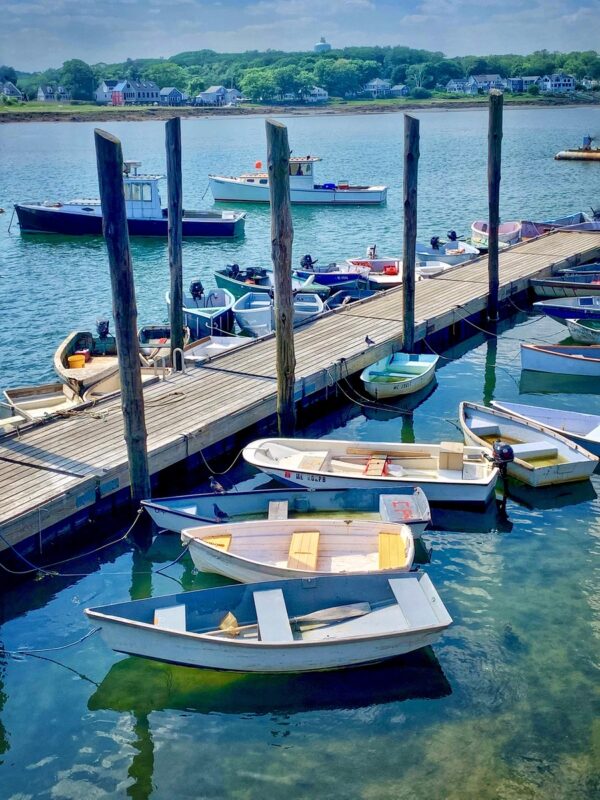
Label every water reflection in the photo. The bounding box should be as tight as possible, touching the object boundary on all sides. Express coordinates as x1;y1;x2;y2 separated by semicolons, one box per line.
520;369;600;395
506;477;598;511
89;647;451;717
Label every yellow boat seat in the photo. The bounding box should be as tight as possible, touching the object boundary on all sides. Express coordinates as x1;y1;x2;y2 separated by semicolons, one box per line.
378;531;409;570
202;533;232;551
287;530;320;571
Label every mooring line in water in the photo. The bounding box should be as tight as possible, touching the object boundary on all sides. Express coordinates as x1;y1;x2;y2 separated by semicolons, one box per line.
1;627;101;661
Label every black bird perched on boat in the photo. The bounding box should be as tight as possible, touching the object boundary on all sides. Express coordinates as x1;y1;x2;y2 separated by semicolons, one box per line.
209;476;226;494
365;335;375;346
213;503;229;523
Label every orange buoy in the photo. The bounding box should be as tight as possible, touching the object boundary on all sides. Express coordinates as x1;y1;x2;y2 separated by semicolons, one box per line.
255;160;262;169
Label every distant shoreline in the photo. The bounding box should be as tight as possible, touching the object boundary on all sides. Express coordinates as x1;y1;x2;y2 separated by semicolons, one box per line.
1;96;598;124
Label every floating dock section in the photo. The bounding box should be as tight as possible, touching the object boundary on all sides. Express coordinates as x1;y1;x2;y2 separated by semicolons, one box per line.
1;231;600;554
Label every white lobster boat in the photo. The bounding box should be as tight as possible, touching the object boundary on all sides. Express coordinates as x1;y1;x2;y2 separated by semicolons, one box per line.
243;438;498;504
459;401;597;487
85;571;452;672
181;518;415;583
209;156;387;205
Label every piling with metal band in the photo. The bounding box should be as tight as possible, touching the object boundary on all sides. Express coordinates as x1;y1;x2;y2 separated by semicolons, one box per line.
94;128;151;502
266;118;296;435
488;89;503;321
402;114;419;352
166;117;184;369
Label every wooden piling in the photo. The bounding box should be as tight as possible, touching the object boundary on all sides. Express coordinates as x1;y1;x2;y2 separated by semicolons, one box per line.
266;118;296;435
94;129;151;503
487;89;503;321
402;114;420;352
166;117;184;370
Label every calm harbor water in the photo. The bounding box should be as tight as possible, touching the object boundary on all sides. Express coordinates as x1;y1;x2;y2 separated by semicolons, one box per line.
1;108;600;798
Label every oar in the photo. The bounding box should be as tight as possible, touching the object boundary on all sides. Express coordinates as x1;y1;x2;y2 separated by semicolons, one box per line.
214;602;371;638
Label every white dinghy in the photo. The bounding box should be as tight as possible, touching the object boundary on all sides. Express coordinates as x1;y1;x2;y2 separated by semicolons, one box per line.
85;571;452;672
181;518;415;583
491;400;600;458
565;318;600;345
243;438;498;504
459;401;597;487
360;353;438;399
520;343;600;376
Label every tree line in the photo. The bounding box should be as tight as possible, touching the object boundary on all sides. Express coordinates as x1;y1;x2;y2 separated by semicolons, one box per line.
3;46;600;103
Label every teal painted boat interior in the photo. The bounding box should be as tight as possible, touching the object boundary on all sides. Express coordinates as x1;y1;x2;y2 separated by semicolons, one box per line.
1;108;600;798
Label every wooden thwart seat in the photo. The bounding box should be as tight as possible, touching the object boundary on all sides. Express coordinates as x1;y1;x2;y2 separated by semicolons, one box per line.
287;530;320;570
511;441;558;460
299;453;327;471
364;455;388;476
253;588;294;642
202;533;232;551
378;531;409;570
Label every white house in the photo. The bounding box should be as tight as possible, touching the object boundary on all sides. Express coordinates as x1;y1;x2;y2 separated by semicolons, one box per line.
196;86;241;106
314;37;332;53
445;78;477;94
1;81;22;100
363;78;392;98
390;84;409;97
95;79;119;104
467;74;505;92
540;73;576;93
305;86;328;102
582;78;599;89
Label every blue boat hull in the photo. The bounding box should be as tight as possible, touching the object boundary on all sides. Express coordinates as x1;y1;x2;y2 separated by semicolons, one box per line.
14;204;245;238
534;298;600;321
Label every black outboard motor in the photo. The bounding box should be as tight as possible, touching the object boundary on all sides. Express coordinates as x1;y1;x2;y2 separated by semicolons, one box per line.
447;230;458;242
430;236;441;250
226;263;240;278
492;440;514;470
96;318;110;339
300;254;317;270
189;280;204;302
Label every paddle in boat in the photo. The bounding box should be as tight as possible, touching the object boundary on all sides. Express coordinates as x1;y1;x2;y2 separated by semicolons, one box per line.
15;161;245;238
54;321;120;393
166;282;235;340
360;353;438;399
471;220;521;247
141;486;432;539
520;343;600;377
459;401;597;487
491;400;600;458
233;291;323;337
181;518;415;583
84;571;452;672
215;263;329;300
533;296;600;323
565;318;600;345
243;438;498;504
209;155;387;205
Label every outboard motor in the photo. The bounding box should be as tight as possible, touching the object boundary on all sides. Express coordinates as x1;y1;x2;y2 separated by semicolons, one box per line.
96;318;110;339
300;254;317;270
366;244;377;259
492;440;514;469
430;236;441;250
227;263;240;278
447;230;458;242
189;280;204;302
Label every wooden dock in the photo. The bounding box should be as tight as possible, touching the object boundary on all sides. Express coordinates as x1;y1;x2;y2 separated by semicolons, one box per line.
1;230;599;553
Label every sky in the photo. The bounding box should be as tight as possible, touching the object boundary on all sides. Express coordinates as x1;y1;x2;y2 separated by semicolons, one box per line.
2;0;598;72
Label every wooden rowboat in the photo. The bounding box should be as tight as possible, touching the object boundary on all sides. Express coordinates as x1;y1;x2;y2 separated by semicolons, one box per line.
565;318;600;345
181;518;415;583
459;401;597;487
4;382;82;421
141;486;432;538
54;329;120;392
243;438;498;504
85;571;452;672
520;343;600;376
360;353;438;399
491;400;600;457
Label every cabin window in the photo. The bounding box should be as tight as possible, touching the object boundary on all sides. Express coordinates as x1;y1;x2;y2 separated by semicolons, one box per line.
290;162;312;177
125;183;152;201
259;179;268;184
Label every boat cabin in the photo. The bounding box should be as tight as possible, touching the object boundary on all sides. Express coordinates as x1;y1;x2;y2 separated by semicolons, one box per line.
122;160;164;219
240;156;322;188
